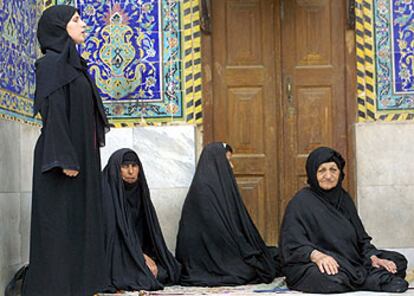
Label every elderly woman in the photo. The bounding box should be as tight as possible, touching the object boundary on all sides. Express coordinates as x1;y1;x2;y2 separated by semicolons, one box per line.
176;142;281;286
23;5;109;296
101;149;181;292
279;147;408;293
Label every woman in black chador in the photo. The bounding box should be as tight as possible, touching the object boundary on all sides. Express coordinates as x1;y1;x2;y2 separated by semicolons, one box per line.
23;5;109;296
102;148;181;292
279;147;408;293
176;142;281;286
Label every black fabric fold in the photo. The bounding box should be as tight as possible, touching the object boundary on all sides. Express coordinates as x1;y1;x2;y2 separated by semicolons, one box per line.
176;142;281;286
102;148;181;292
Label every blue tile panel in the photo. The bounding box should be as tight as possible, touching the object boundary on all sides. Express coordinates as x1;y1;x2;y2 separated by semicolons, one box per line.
0;0;39;124
375;0;414;110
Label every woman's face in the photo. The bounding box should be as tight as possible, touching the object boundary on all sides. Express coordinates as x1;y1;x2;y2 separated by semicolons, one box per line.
121;163;140;184
66;12;87;44
226;151;234;169
316;161;340;190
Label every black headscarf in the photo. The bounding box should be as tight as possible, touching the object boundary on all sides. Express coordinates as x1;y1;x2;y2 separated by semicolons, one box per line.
102;148;181;291
305;147;345;209
37;5;77;54
176;142;280;286
34;5;109;144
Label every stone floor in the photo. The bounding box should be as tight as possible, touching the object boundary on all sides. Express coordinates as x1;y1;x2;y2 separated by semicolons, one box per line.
97;271;414;296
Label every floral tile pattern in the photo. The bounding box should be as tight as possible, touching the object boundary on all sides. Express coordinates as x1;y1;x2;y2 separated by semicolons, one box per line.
58;0;184;122
0;0;39;124
375;0;414;110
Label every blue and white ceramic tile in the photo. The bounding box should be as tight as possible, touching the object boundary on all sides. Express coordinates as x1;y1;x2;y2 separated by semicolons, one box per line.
375;0;414;110
0;0;38;124
72;0;184;121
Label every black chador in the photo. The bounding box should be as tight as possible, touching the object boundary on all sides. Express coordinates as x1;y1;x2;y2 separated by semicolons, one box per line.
279;147;408;293
102;149;181;292
23;5;109;296
176;142;281;286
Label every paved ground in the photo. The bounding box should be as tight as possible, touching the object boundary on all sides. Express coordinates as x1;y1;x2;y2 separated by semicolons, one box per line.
98;272;414;296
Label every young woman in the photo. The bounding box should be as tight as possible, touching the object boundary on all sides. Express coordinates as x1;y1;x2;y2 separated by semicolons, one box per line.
23;5;109;296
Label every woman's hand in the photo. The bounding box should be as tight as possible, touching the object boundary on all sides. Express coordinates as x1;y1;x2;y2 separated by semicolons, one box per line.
63;169;79;177
310;249;340;275
144;253;158;278
371;255;397;274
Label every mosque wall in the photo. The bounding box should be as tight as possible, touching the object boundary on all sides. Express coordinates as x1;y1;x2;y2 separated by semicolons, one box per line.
0;0;202;291
1;0;414;291
0;119;39;291
355;0;414;258
0;0;42;290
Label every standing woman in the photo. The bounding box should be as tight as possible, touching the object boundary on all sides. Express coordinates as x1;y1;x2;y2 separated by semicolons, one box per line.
23;5;109;296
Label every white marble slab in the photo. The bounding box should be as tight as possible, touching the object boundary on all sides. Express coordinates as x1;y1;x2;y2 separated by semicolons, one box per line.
19;192;32;263
19;124;40;192
133;126;196;189
101;126;196;189
356;122;414;186
0;120;21;193
0;193;21;269
149;187;189;253
358;185;414;248
100;127;134;166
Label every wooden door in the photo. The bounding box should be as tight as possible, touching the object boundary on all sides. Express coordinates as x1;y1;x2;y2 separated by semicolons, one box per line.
280;0;349;218
207;0;281;244
203;0;352;244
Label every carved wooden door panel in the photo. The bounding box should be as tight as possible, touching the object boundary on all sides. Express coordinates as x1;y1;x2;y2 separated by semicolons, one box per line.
210;0;280;243
280;0;349;220
207;0;350;243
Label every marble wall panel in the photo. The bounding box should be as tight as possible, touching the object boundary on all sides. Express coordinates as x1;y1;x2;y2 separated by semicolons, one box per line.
132;126;196;189
358;185;414;248
0;194;21;290
0;120;21;193
20;125;40;193
150;187;189;253
356;122;414;186
356;122;414;248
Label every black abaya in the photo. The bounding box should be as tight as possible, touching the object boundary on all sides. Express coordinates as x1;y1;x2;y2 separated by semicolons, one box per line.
102;148;181;292
175;142;281;286
279;147;408;293
23;6;109;296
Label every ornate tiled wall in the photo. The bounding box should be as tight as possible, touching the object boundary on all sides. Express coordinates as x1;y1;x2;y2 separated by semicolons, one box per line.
50;0;202;126
0;0;40;125
356;0;414;121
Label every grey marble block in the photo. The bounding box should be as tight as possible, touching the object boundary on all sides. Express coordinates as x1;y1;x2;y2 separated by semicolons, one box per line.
0;194;21;273
20;193;32;263
101;126;196;189
356;122;414;249
100;127;134;166
0;120;21;193
356;122;414;186
149;187;189;253
20;124;40;193
132;126;196;189
357;185;414;248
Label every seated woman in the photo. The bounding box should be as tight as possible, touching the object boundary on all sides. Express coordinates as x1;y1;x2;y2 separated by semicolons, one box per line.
102;148;181;292
176;142;281;286
279;147;408;293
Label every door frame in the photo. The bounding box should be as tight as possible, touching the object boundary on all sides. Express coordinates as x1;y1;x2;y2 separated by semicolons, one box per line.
201;0;357;220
